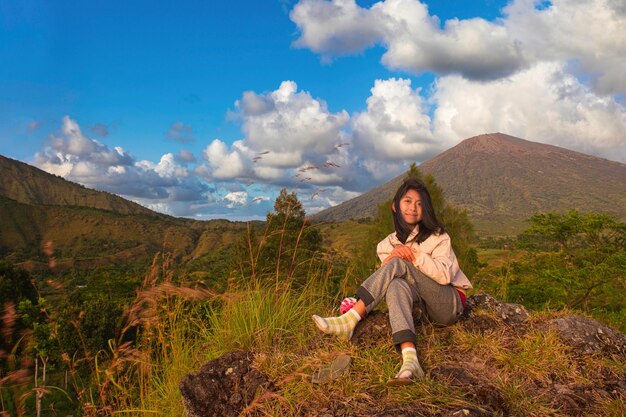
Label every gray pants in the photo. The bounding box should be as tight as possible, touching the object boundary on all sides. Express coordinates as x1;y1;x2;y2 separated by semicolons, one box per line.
356;258;463;347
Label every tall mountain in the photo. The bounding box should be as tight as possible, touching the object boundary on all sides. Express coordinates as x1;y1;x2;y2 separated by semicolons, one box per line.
0;155;157;216
312;133;626;235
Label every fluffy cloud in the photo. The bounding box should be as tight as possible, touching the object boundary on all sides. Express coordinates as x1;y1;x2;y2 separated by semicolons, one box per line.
197;81;352;187
431;62;626;161
352;78;437;163
199;139;248;180
35;116;134;178
239;81;350;159
152;153;189;178
35;116;212;212
291;0;625;93
34;116;332;220
504;0;626;94
291;0;528;80
224;191;248;208
290;0;383;58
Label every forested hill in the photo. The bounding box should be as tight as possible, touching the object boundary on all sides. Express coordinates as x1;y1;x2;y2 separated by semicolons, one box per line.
0;155;254;267
311;133;626;235
0;154;158;216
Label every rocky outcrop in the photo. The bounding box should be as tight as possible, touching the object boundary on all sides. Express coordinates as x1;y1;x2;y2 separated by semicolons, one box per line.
548;315;626;355
180;294;625;417
179;351;273;417
462;293;530;324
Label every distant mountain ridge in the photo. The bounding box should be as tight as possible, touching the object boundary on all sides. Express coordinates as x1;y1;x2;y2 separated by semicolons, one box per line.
312;133;626;235
0;155;158;217
0;154;250;267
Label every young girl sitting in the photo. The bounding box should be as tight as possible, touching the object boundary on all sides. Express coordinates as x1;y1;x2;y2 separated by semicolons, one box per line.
312;178;472;385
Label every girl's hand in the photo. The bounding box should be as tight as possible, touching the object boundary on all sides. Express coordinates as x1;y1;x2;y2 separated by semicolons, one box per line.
384;245;418;264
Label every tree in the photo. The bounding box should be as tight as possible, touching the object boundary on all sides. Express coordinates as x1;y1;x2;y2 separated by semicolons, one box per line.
517;210;625;310
0;264;39;372
247;189;322;287
0;264;38;309
18;298;59;417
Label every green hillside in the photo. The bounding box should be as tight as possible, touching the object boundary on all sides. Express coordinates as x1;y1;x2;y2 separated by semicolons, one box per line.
0;154;261;270
0;195;252;269
0;155;157;216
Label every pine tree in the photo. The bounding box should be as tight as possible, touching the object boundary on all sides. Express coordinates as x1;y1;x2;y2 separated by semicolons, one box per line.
252;189;322;285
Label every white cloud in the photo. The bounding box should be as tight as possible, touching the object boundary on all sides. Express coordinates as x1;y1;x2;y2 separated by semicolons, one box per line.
197;81;351;187
504;0;626;94
199;139;248;180
431;62;626;160
239;81;350;159
154;153;188;178
290;0;626;93
378;0;528;80
290;0;383;58
352;78;437;164
42;116;134;166
291;0;528;80
224;191;248;208
34;116;214;214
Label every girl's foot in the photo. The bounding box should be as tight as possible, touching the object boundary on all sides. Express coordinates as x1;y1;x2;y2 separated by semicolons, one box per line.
312;309;361;341
388;347;425;385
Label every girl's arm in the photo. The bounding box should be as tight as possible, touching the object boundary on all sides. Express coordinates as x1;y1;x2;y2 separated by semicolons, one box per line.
383;246;416;264
414;235;455;285
377;238;392;263
377;236;417;264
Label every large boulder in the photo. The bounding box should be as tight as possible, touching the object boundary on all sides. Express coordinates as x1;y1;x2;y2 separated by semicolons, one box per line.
179;350;272;417
547;315;626;355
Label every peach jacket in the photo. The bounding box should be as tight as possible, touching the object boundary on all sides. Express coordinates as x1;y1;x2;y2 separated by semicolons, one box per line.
376;227;473;290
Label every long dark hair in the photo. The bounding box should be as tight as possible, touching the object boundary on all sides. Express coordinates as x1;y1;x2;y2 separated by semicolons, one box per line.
392;178;444;244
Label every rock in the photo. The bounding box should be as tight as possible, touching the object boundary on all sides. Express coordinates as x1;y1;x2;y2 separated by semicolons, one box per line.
179;350;273;417
311;354;352;384
548;315;626;356
351;311;392;347
463;293;530;324
351;304;421;347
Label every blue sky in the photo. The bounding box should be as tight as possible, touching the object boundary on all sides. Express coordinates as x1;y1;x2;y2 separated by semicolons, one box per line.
1;0;624;220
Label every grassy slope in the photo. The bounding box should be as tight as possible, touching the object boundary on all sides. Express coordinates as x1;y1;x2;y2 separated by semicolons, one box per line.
0;154;156;216
0;196;254;268
96;275;625;417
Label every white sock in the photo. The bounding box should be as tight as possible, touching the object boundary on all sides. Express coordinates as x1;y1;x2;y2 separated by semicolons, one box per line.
312;308;361;340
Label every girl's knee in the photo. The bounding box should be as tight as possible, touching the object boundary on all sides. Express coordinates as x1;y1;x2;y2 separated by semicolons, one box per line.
384;257;408;268
386;278;412;301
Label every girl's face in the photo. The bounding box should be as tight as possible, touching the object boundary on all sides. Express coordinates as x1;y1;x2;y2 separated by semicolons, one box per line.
396;189;422;226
